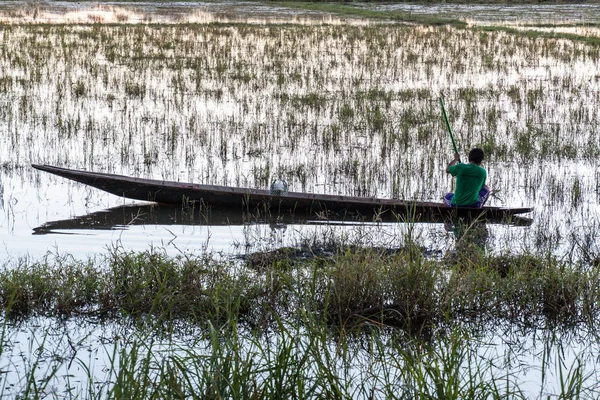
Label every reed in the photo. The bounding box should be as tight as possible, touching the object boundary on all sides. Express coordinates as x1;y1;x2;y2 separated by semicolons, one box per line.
0;249;258;325
1;243;599;335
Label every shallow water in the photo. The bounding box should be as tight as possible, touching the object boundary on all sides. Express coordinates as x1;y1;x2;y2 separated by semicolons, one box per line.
0;7;599;264
0;1;347;25
372;2;600;25
2;1;600;26
0;3;599;398
1;316;598;398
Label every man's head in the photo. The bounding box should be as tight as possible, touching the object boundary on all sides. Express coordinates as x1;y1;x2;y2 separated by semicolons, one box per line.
468;148;485;164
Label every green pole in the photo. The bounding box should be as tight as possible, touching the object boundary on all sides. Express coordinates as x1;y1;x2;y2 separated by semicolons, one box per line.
440;97;460;162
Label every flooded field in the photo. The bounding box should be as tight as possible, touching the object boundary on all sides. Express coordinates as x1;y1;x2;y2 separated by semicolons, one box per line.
2;16;600;261
1;1;600;398
0;1;349;25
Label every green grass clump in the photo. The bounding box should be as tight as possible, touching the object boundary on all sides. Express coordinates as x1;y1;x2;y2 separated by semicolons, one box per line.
319;247;439;331
0;249;257;323
1;245;599;332
103;248;250;321
0;255;102;317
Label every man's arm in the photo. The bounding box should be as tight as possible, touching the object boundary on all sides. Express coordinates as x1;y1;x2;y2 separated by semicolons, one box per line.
446;152;461;173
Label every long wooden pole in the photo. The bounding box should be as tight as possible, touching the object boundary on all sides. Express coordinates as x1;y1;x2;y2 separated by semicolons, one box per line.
440;97;460;162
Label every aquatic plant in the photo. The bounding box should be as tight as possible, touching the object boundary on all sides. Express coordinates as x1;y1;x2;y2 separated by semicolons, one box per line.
2;244;600;398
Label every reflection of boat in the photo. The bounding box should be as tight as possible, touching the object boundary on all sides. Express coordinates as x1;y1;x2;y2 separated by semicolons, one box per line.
32;164;533;221
31;204;315;235
32;204;532;235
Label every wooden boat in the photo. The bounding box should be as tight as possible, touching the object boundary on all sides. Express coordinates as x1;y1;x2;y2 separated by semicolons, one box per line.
32;164;533;221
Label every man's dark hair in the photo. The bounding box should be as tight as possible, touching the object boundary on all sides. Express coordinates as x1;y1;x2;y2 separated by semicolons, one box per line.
468;148;485;164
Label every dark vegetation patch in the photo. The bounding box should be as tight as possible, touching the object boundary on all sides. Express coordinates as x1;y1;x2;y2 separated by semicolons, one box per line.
1;246;598;335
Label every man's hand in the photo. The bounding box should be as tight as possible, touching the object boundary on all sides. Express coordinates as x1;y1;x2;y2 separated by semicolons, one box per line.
446;152;461;173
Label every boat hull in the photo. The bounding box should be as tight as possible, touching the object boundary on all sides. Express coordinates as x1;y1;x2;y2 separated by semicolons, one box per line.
32;164;533;221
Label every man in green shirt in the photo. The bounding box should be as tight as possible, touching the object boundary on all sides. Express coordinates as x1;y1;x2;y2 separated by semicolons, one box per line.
444;148;489;207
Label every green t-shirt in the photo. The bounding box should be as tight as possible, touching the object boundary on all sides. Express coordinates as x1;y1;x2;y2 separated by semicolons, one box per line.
448;163;487;206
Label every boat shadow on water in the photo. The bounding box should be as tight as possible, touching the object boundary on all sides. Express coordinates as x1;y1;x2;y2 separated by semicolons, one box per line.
32;203;533;235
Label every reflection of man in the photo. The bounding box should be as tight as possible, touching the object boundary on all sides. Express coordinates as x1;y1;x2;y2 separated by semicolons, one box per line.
444;148;489;208
444;221;489;265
